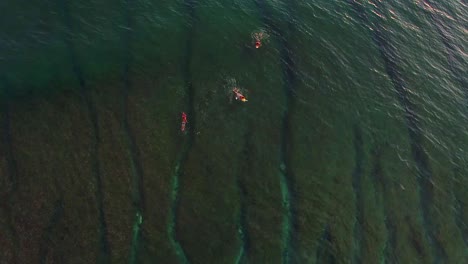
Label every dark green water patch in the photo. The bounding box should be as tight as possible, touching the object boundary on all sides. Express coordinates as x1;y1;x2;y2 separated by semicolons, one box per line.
67;1;127;84
0;1;77;98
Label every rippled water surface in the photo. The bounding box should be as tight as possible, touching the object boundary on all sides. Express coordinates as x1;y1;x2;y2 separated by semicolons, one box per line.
0;0;467;263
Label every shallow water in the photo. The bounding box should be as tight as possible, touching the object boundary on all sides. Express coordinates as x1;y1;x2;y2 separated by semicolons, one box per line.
0;0;467;263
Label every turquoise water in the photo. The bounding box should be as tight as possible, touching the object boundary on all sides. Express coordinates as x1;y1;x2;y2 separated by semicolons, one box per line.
0;0;467;263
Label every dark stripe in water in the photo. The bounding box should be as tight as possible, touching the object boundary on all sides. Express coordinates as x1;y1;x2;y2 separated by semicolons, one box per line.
351;125;364;264
235;126;254;264
452;165;468;245
0;80;19;264
349;1;448;262
370;145;397;263
121;0;147;262
167;0;198;263
57;0;110;262
39;199;64;264
422;1;468;245
60;0;110;263
406;215;426;258
254;0;298;263
315;224;336;264
1;84;18;193
422;0;468;94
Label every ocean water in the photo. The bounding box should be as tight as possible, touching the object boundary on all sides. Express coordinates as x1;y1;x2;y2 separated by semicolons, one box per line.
0;0;466;263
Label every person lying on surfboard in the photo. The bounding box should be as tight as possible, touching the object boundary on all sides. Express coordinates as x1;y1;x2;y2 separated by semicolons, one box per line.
181;112;188;132
255;40;261;49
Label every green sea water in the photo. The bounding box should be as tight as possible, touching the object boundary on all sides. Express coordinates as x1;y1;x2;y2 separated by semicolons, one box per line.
0;0;466;263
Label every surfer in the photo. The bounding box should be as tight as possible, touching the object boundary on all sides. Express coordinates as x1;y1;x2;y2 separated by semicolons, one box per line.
252;30;268;49
181;112;188;132
233;88;248;102
255;40;262;49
